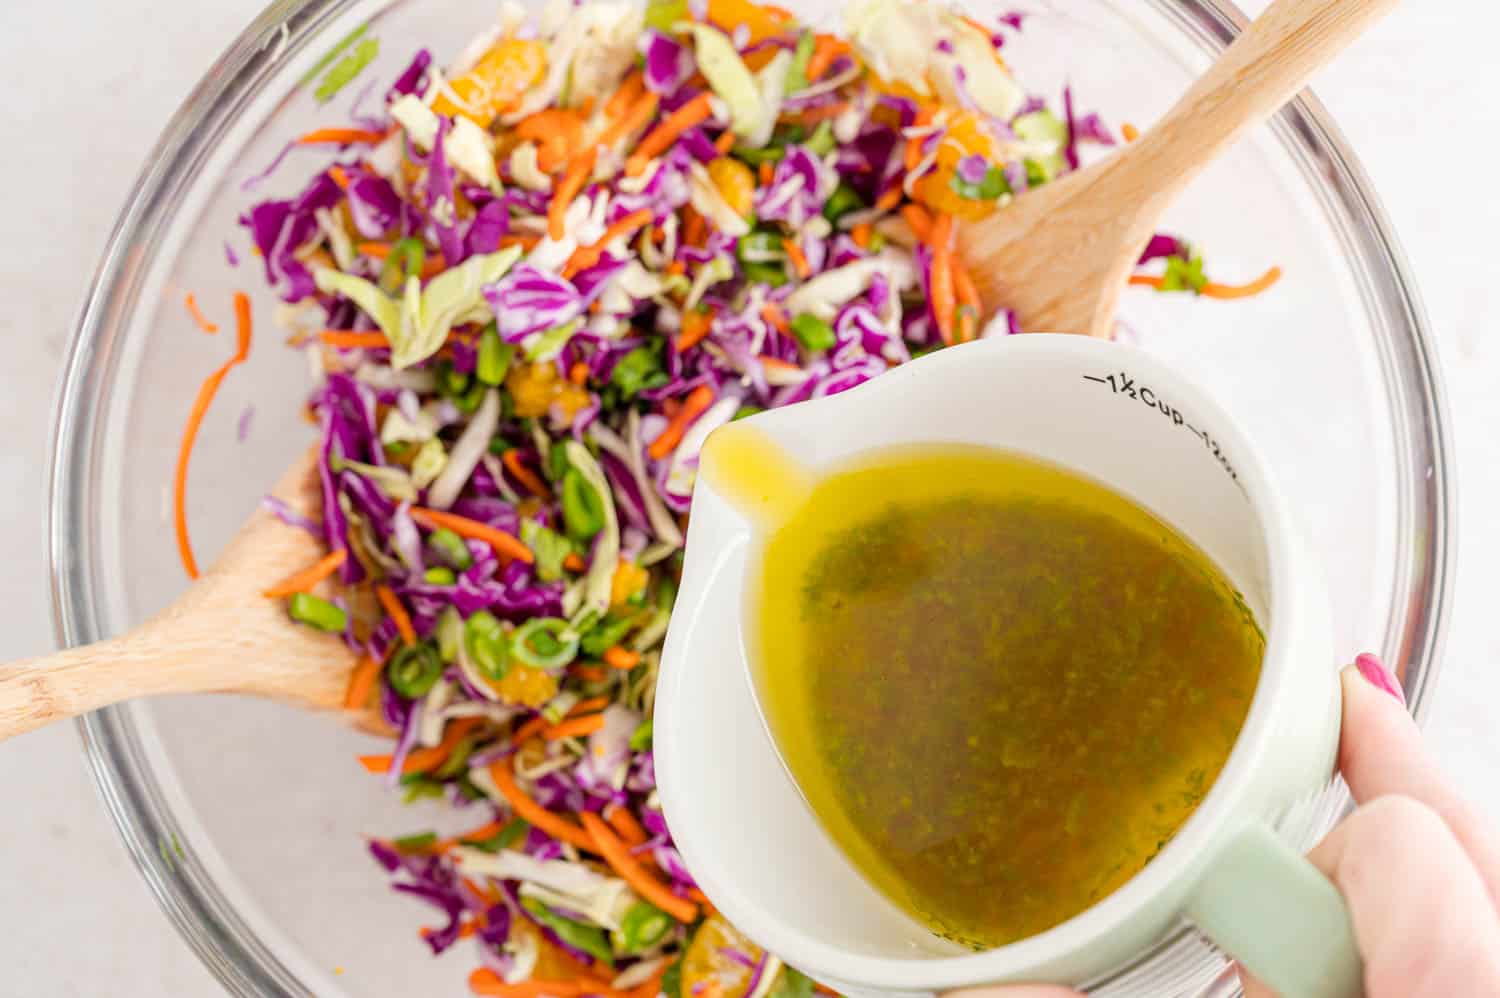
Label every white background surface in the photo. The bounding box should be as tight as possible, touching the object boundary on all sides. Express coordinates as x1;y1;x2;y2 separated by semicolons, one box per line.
1;0;1496;993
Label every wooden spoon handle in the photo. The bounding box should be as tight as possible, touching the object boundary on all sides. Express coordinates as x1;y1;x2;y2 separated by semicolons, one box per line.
1122;0;1396;209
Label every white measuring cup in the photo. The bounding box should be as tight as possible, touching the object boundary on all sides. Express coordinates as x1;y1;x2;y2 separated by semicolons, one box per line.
654;334;1360;998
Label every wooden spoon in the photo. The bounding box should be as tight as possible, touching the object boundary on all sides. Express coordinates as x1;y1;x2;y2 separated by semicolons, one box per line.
958;0;1396;338
0;447;377;741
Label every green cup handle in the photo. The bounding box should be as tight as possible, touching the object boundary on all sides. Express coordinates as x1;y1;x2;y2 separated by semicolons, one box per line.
1185;822;1362;998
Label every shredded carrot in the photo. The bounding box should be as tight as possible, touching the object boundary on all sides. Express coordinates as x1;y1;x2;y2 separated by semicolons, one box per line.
1202;266;1283;299
682;208;707;249
647;385;714;460
666;259;686;277
359;717;483;775
927;215;957;345
511;714;549;745
184;293;219;334
1122;122;1140;143
327;165;351;189
544;713;607;741
596;90;661;154
410;507;534;564
343;655;380;710
570;663;608;683
549;149;598;241
499;233;542;252
174;292;253;578
626;92;714;176
563;552;588;573
603;646;641;670
760;302;789;333
502;449;553;500
714;130;737;155
900;203;933;240
604;71;647;120
357;241;392;259
605;805;649;847
874;187;903;212
516;109;586;173
468;970;616;998
579;812;699;922
675;308;714;352
567;696;611;717
787;101;850;125
376;583;417;645
295;126;390;146
952;257;982;343
568;361;590;385
262;548;348;598
782;238;811;279
850;222;874;250
318;330;391;350
564;208;654;277
758;160;774;186
489;762;598;851
1128;274;1166;289
805;35;850;82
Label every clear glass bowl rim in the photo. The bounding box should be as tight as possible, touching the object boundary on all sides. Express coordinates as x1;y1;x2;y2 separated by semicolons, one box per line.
47;0;1457;994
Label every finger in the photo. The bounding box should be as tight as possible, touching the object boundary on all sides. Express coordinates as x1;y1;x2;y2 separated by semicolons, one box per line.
1338;660;1500;901
945;986;1083;998
1305;795;1500;996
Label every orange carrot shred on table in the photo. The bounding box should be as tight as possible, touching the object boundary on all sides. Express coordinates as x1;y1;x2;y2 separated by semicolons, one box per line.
489;762;598;852
675;308;714;353
343;654;380;711
562;552;588;573
714;130;737;155
375;583;417;645
900;203;933;240
262;548;348;598
647;385;714;460
184;293;219;334
603;646;641;671
174;292;254;578
782;238;811;279
1122;122;1140;142
626;92;714;177
1202;266;1283;299
805;35;850;83
549;149;599;241
1128;274;1166;289
295;126;391;146
544;713;607;741
502;448;553;500
318;330;391;349
410;507;535;565
579;812;699;922
604;804;650;848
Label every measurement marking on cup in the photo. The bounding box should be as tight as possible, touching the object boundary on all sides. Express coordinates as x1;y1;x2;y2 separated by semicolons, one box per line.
1083;372;1241;487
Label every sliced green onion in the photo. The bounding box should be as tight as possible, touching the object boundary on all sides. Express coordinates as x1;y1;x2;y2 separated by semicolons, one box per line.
629;718;654;752
822;182;864;223
1161;254;1209;294
522;899;614;966
742;260;789;287
435;606;463;664
387;641;443;698
548;439;572;482
785;30;816;92
581;613;637;657
804;121;836;156
434;733;479;779
656;575;678;611
469;817;530;853
561;468;606;541
380;237;426;289
732;403;764;422
315;35;380;102
949;164;1011;202
429;527;473;569
476;325;515;386
733;144;786;167
288;592;347;633
511;617;580;672
464;610;512;682
615;900;673;955
453;381;487;414
790;312;836;352
611;343;666;399
401;777;446;803
424;566;457;585
439;362;471;398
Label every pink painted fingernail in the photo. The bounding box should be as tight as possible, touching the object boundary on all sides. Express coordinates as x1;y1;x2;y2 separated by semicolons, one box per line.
1354;652;1406;706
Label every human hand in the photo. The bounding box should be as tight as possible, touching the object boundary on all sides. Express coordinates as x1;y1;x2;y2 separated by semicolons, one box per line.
947;654;1500;998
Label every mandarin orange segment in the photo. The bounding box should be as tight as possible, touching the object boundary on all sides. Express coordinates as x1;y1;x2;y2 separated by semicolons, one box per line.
434;39;547;127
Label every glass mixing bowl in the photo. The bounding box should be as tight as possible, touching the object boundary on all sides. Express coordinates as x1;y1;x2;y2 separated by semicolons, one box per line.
49;0;1454;994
